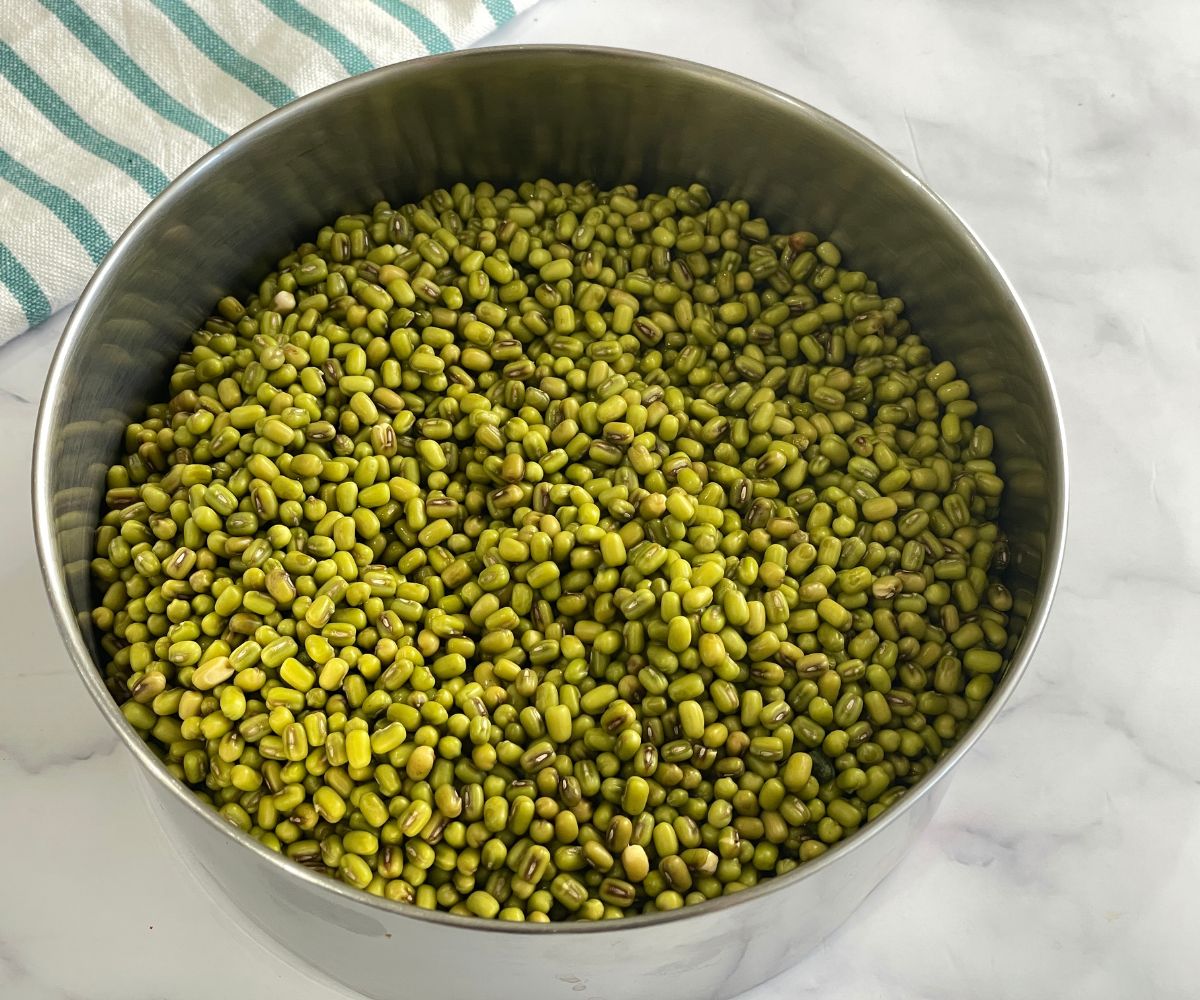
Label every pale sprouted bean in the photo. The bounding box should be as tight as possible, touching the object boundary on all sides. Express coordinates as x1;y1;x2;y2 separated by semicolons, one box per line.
92;179;1013;921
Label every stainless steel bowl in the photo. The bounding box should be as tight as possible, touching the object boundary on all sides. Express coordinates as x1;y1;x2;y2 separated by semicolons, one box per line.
33;46;1067;1000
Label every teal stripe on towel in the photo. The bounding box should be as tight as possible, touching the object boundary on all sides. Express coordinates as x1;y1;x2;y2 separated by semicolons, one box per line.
371;0;454;53
148;0;297;108
482;0;517;26
258;0;375;73
0;242;51;326
38;0;228;147
0;39;169;195
0;149;111;265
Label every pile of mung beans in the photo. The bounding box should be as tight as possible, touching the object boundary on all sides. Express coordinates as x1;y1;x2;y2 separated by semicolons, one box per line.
92;179;1013;921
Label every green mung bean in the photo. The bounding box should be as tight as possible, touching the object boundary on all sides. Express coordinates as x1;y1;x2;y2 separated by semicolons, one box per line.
94;178;1010;922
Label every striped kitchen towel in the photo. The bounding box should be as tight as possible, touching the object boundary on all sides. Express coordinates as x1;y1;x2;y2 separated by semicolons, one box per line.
0;0;536;345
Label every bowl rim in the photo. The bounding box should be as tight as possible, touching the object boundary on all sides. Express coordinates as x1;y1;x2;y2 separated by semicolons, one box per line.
32;43;1068;935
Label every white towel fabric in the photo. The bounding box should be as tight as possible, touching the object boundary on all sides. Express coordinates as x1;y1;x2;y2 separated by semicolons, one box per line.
0;0;536;345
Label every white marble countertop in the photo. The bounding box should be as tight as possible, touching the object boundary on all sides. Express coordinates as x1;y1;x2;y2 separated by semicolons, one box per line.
3;0;1198;997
